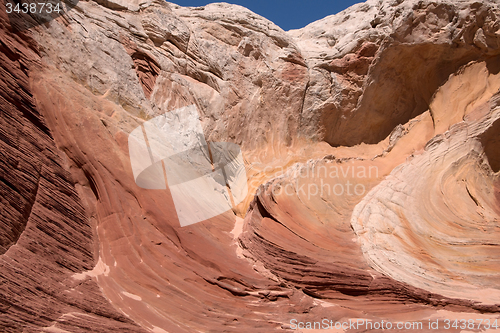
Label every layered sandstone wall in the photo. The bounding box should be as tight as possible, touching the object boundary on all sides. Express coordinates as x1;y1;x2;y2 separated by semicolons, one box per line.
1;0;500;332
0;6;149;333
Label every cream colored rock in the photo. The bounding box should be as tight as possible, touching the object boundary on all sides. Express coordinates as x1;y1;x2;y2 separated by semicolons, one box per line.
351;62;500;304
289;0;500;146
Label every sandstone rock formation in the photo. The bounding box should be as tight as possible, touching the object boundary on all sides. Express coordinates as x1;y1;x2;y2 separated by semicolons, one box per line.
1;0;500;332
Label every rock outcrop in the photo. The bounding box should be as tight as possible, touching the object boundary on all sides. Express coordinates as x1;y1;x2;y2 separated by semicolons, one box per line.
1;0;500;332
0;6;149;332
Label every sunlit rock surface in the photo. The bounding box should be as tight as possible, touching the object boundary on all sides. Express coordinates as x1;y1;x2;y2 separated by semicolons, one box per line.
1;0;500;332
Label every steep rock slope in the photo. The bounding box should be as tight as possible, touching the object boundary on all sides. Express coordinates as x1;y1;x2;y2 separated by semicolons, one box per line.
290;0;500;146
1;0;500;332
0;6;149;333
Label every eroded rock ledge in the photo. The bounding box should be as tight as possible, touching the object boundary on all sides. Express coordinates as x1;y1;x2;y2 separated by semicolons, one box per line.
1;0;500;332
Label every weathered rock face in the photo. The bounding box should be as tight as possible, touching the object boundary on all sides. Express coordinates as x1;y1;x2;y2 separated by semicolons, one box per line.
290;0;500;147
0;6;149;333
1;0;500;332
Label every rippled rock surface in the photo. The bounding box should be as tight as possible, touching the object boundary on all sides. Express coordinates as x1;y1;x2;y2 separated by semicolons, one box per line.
1;0;500;332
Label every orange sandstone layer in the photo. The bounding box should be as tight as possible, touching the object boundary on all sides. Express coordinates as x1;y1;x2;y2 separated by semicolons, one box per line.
1;0;500;332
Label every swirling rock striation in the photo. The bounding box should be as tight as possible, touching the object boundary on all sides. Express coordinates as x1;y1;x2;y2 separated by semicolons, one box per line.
1;0;500;332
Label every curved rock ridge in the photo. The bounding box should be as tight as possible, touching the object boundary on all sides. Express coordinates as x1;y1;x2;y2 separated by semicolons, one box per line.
350;62;500;304
290;0;500;146
1;0;500;332
0;6;150;333
240;61;500;312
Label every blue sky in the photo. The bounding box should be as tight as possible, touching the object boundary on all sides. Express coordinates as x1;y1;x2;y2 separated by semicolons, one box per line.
170;0;363;31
